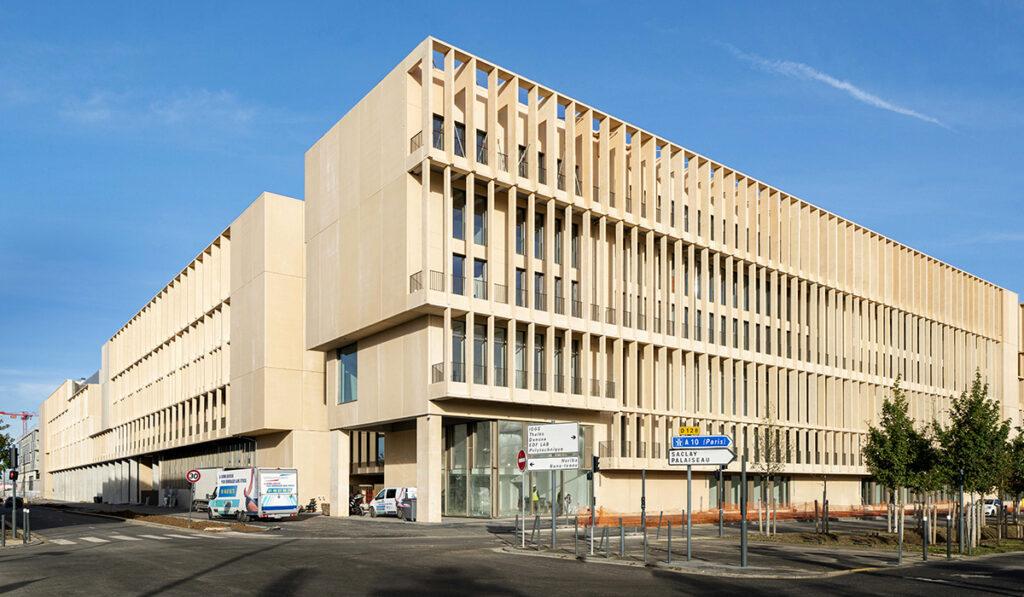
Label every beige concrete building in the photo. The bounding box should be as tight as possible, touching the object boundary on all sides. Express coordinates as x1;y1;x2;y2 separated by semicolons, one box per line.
40;193;334;506
308;37;1021;522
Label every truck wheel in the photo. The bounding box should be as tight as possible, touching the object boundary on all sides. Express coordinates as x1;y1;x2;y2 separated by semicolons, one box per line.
369;507;377;518
397;508;405;521
236;510;248;523
207;509;214;520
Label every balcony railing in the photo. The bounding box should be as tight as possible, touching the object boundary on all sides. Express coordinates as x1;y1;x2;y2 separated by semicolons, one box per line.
515;288;527;307
641;201;647;218
432;130;444;151
473;279;488;300
590;378;600;396
431;362;444;383
473;364;487;385
451;274;466;296
623;310;632;327
554;374;564;393
591;303;600;321
609;191;615;208
534;292;547;311
605;380;615;398
593;185;600;202
637;312;646;331
538;164;547;185
429;270;445;292
494;283;508;304
409;131;423;153
598;441;615;457
476;143;488;164
515;369;527;389
571;300;582;318
451;362;466;383
605;307;616;325
554;296;565;315
409;271;423;292
557;173;565;191
518;158;528;178
497;151;508;172
571;376;582;395
534;371;546;392
574;176;582;196
667;319;676;335
494;366;507;387
654;317;662;334
656;207;662;222
626;197;632;212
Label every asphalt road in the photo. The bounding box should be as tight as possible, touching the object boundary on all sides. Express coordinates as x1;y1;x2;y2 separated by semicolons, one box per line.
0;507;1021;596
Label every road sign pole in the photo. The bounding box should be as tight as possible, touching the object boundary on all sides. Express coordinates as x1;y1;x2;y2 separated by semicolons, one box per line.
188;481;194;529
686;464;692;561
590;470;595;555
522;469;526;549
740;455;748;567
550;469;556;550
11;472;17;539
641;468;647;559
718;465;724;538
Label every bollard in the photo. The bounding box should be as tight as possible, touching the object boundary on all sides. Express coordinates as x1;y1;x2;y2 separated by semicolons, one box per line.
719;506;724;538
574;516;579;557
667;520;672;564
923;517;929;561
619;517;625;557
531;515;540;547
656;511;663;540
603;526;610;557
946;514;952;560
1;516;5;548
515;513;520;545
23;510;29;545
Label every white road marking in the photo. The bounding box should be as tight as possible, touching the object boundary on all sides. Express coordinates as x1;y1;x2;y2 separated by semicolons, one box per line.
50;539;75;545
79;536;109;543
164;534;200;539
139;534;170;540
109;534;141;541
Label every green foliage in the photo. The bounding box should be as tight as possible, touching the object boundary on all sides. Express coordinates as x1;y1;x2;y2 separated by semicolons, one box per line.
932;371;1011;495
864;377;923;493
1004;427;1024;499
0;419;11;470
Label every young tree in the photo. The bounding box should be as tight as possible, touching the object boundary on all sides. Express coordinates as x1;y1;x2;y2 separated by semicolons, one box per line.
0;419;11;496
1003;427;1024;527
755;401;789;535
933;371;1011;546
863;378;918;535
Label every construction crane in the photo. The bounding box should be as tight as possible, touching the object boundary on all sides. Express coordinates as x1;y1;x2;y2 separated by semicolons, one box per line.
0;411;36;437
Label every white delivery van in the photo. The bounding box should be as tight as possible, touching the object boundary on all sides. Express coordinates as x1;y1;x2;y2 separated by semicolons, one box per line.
368;487;416;518
190;467;224;512
208;467;299;521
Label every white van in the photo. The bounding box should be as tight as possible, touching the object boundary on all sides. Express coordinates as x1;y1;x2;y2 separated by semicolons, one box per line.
208;467;299;521
369;487;416;518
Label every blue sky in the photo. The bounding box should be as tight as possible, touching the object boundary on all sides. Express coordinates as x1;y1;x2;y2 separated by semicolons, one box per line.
2;2;1022;417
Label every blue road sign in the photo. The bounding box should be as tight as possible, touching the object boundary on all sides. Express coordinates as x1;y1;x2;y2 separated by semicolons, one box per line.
671;435;733;449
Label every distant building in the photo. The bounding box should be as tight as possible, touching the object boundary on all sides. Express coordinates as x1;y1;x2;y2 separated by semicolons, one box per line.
16;428;40;497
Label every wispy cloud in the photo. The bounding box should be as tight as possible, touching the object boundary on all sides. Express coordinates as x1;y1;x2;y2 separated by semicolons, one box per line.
60;88;260;131
724;44;947;129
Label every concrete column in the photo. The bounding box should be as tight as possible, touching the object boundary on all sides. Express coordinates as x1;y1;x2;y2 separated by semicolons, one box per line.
329;428;351;517
416;414;443;523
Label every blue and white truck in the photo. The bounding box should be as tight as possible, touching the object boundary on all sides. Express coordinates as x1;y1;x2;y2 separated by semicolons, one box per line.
207;467;299;522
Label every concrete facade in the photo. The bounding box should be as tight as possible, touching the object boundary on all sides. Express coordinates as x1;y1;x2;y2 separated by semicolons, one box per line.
39;193;334;506
306;38;1021;522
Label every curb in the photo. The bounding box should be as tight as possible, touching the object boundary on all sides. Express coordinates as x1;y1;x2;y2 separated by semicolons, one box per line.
36;505;265;534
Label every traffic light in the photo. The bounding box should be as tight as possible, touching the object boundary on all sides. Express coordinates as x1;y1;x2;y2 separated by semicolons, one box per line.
8;470;17;481
7;446;17;470
592;455;601;473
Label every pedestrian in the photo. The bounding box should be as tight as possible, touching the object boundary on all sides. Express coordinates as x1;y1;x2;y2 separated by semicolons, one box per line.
531;485;540;515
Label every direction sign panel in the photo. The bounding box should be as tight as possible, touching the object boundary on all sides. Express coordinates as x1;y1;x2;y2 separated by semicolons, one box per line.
678;426;700;436
668;448;735;467
527;456;581;471
671;435;733;450
527;423;579;455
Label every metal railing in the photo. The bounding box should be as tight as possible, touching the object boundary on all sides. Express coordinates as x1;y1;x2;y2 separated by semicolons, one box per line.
476;143;488;164
534;371;546;391
451;274;466;296
623;310;632;327
515;288;527;307
454;134;466;157
638;313;646;331
654;316;662;333
574;176;582;196
593;185;600;201
554;374;565;393
605;380;615;398
591;303;600;321
497;151;508;172
571;300;582;318
409;131;423;153
534;291;547;311
450;362;466;383
432;130;444;150
473;364;487;385
605;307;616;325
609;191;615;207
571;376;582;395
494;283;508;304
641;201;647;218
538;164;547;185
626;197;632;212
409;271;423;292
668;318;676;336
590;378;600;396
518;158;528;178
598;441;614;457
429;270;445;292
473;279;488;300
554;296;565;315
494;366;507;387
656;207;661;222
515;369;528;389
557;173;565;191
431;362;444;383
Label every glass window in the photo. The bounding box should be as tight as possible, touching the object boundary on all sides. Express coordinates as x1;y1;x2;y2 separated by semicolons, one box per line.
469;422;492;517
454;122;466;157
534;332;546;390
515;330;527;389
554;218;563;264
497;421;525;517
534;213;545;259
432;114;444;150
516;268;526;307
516;207;526;255
473;323;487;384
452;189;466;240
473;259;487;299
474;194;487;245
452;254;465;295
452;319;466;382
494;327;507;386
476;129;487;162
338;344;358;404
570;223;579;268
534;272;545;310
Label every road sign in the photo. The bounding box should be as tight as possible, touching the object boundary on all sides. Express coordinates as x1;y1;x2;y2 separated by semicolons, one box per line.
678;426;700;436
527;423;579;455
668;448;735;467
527;456;580;471
671;435;733;449
517;449;527;472
185;469;201;484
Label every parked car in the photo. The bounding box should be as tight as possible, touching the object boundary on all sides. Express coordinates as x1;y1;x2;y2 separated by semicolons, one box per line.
368;487;415;518
3;496;24;509
983;498;1002;517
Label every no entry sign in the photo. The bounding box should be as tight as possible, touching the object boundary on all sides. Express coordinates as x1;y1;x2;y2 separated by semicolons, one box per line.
185;469;201;484
517;449;527;472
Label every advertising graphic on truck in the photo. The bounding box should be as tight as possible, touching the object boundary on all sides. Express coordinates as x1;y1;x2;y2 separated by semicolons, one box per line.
207;468;299;521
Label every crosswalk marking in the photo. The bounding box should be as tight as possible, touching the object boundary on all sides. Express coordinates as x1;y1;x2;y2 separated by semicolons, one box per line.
139;534;169;540
109;534;141;541
164;534;199;539
80;536;109;543
50;539;75;545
